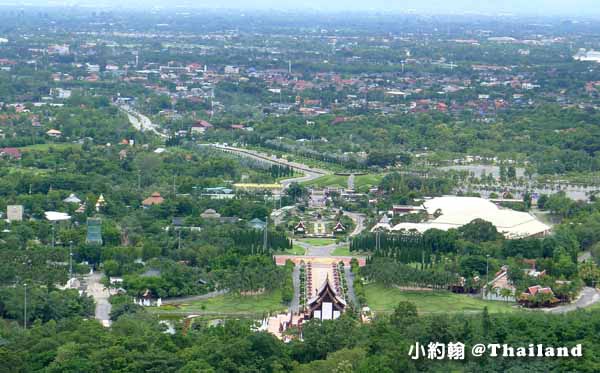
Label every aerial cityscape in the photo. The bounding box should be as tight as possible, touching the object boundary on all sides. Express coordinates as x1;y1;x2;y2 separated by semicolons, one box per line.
0;2;599;372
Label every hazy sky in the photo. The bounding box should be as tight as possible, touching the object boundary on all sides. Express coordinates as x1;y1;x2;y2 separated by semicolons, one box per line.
117;0;600;16
8;0;600;16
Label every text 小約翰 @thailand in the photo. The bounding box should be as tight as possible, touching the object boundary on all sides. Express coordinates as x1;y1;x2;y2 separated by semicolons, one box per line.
408;341;583;360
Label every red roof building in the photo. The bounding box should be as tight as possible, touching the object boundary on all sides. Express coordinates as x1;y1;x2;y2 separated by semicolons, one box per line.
142;192;165;206
0;147;21;160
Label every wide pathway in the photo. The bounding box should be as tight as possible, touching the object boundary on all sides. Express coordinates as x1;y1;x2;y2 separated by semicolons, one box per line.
290;265;301;313
295;239;340;257
544;287;600;314
344;266;358;306
83;271;112;327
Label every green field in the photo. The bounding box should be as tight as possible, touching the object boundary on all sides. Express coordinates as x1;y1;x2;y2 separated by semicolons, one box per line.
331;246;351;256
158;290;287;315
354;174;385;191
299;238;336;246
303;174;348;188
364;284;517;314
19;143;81;151
280;245;306;255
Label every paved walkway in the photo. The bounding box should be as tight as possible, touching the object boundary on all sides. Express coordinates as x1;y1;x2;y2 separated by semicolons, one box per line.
343;211;366;237
83;272;112;327
295;240;340;256
290;265;300;313
344;266;358;306
544;287;600;314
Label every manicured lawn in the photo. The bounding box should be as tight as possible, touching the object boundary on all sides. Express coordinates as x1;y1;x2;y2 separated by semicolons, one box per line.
331;246;351;256
279;245;306;255
364;284;517;314
354;174;384;191
299;238;336;246
173;290;287;315
303;174;348;188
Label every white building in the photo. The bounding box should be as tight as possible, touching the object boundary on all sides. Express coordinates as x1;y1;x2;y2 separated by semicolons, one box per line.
574;49;600;63
6;205;23;221
375;196;550;239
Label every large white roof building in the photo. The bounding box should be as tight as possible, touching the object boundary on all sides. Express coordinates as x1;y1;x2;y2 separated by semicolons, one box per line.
375;196;550;239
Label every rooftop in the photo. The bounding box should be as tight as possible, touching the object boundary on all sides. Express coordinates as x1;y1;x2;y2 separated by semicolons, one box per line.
385;196;550;239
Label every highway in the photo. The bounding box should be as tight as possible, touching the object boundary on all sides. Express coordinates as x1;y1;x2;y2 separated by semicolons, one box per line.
207;144;329;188
120;105;169;138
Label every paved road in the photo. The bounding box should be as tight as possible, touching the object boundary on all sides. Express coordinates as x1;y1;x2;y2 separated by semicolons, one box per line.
343;211;366;237
348;173;355;190
208;144;329;188
544;287;600;314
120;105;168;138
295;240;340;256
83;272;112;327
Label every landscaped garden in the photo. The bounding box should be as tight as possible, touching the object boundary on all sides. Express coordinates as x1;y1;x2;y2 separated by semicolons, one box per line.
152;290;288;316
364;284;518;314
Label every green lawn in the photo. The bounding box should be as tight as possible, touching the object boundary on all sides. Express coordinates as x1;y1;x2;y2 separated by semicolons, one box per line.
278;245;306;255
299;238;336;246
303;174;348;188
364;284;517;314
354;174;385;192
165;290;287;315
19;143;81;151
331;246;351;256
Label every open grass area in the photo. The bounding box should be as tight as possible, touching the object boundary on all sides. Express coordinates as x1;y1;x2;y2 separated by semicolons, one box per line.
279;245;306;255
354;173;385;191
299;238;336;246
160;290;287;315
364;284;518;314
331;246;351;256
303;174;348;188
19;143;81;151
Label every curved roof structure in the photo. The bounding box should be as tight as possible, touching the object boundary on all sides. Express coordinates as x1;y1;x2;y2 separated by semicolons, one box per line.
385;196;550;239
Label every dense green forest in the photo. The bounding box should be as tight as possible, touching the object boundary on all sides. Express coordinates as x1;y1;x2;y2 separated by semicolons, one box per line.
0;305;598;372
